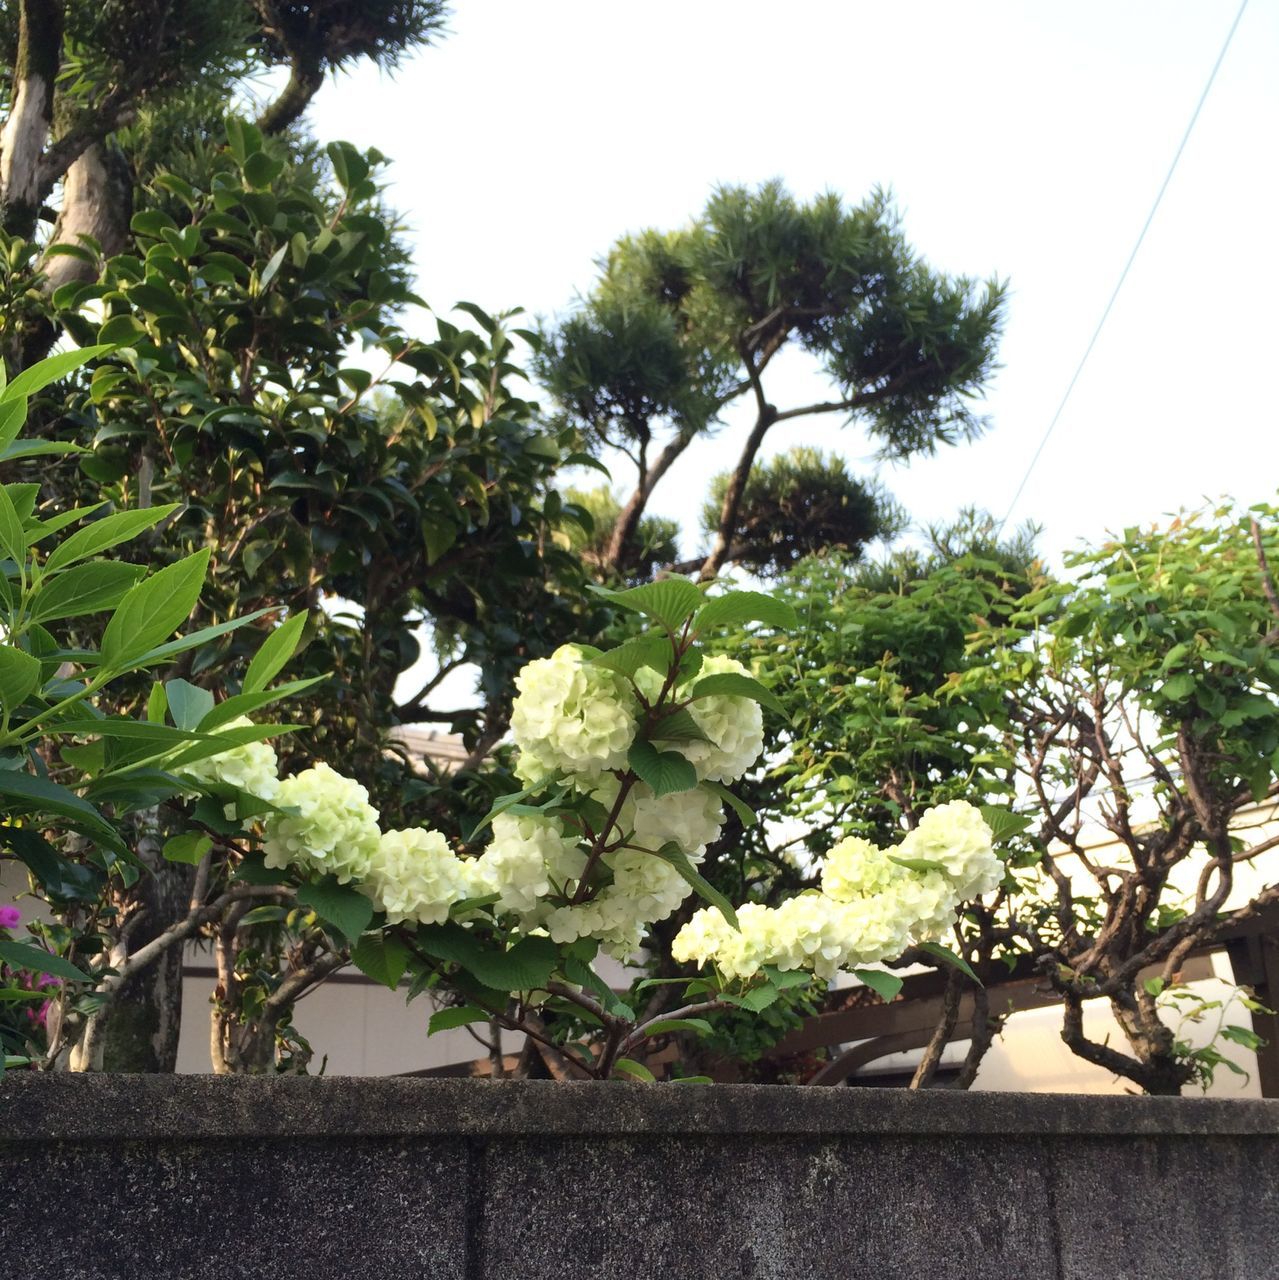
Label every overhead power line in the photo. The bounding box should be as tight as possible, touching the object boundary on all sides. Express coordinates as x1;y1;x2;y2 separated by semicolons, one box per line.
999;0;1250;530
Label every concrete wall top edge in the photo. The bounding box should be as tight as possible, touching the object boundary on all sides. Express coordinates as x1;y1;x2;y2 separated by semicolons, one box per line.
2;1075;1277;1143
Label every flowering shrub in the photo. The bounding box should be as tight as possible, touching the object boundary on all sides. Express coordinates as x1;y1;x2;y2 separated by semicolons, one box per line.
180;576;1006;1081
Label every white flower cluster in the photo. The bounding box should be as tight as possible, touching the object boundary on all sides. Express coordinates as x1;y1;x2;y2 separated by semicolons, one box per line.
261;763;382;884
511;646;636;785
673;801;1002;982
175;717;279;803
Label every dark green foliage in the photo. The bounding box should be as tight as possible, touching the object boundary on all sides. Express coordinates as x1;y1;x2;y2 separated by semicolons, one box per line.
700;447;907;576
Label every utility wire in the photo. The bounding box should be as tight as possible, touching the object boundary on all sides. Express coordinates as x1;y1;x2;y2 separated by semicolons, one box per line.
999;0;1250;531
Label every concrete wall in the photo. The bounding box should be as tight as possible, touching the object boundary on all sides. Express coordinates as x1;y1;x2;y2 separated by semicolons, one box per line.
2;1076;1276;1280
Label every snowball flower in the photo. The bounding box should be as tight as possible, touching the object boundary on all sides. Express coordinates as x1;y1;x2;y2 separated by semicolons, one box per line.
821;835;899;903
472;813;585;915
362;828;471;926
175;716;279;802
591;776;726;859
897;801;1001;901
511;645;638;786
661;654;764;784
262;763;380;884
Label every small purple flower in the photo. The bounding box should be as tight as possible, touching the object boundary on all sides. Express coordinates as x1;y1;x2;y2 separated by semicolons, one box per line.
0;904;21;930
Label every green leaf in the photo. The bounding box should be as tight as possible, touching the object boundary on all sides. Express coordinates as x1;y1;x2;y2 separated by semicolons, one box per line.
1;345;113;403
918;941;981;986
0;940;88;981
852;968;904;1004
296;876;374;942
642;1017;713;1037
1161;673;1196;702
414;923;559;992
700;780;757;827
162;832;212;865
592;577;702;630
627;740;697;797
0;644;42;710
43;504;179;573
242;611;308;694
197;677;325;731
978;806;1033;843
468;781;541;840
126;607;273;667
164;678;215;730
258;243;288;290
0;396;27;454
589;631;674;679
671;1075;713;1085
236;906;287;927
0;484;26;564
427;1005;490;1034
888;855;947;874
350;932;411;990
650;707;712;744
688;670;787;718
694;591;798;634
650;842;738;930
0;770;123;851
27;560;145;623
737;985;779;1012
611;1057;655;1083
100;548;210;669
1;825;103;900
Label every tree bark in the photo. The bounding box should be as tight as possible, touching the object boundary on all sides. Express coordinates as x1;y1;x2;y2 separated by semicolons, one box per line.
258;57;325;136
0;0;63;236
95;829;195;1073
43;141;132;291
699;406;776;581
606;431;695;571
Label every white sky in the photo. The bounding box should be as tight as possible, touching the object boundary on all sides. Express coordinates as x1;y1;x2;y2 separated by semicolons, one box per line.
303;0;1278;573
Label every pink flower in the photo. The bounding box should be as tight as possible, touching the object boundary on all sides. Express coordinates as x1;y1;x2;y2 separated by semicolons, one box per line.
0;905;21;929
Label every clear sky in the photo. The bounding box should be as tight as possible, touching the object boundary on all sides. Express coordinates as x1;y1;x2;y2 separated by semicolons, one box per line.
301;0;1277;571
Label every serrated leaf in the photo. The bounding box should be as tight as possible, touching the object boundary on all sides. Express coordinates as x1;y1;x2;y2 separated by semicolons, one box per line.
592;577;702;630
296;876;374;942
428;1005;490;1034
852;968;904;1004
978;805;1033;843
738;985;779;1012
414;923;558;992
650;842;738;930
628;740;697;797
589;631;674;678
694;590;798;634
688;670;787;718
242;611;308;694
649;707;712;743
918;941;981;986
350;932;411;990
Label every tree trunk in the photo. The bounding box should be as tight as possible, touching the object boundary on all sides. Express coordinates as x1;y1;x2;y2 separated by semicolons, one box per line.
258;57;325;136
94;829;194;1072
0;0;62;237
43;141;131;290
699;406;776;581
606;431;694;571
